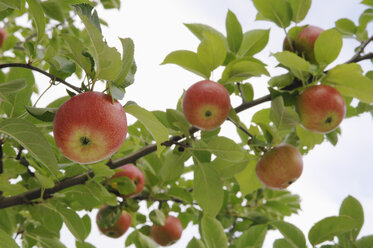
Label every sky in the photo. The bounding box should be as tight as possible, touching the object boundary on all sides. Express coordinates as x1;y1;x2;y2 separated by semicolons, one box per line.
29;0;373;247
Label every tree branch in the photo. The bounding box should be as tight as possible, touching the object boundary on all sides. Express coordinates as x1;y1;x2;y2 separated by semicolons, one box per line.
0;37;371;210
0;63;83;93
345;35;373;64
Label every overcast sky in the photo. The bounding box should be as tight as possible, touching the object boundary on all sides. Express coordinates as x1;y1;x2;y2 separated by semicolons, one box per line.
36;0;373;247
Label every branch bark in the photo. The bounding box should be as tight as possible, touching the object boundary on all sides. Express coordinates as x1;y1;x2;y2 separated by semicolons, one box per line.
0;63;83;93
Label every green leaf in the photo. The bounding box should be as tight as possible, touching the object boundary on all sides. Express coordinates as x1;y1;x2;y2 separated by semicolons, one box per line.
0;208;18;235
125;104;169;155
187;237;206;248
212;157;250;178
273;239;294;248
3;68;35;118
235;158;261;196
288;0;311;23
221;59;269;83
356;235;373;248
0;226;19;248
0;0;21;9
201;215;228;248
273;51;310;80
62;34;95;79
161;50;210;78
76;241;96;248
193;163;224;217
47;56;76;79
314;29;343;66
339;195;364;240
25;106;57;122
26;0;45;42
308;215;358;246
206;136;245;162
168;187;193;204
74;5;122;81
272;221;306;248
109;176;136;195
197;31;227;72
184;23;226;43
149;210;166;226
113;38;135;86
0;79;26;104
237;29;270;57
226;10;243;53
41;0;64;22
335;18;357;36
35;171;55;188
252;0;292;28
54;205;88;242
270;96;299;136
159;150;189;183
234;224;267;247
323;64;373;103
101;0;120;9
132;230;157;248
359;9;373;30
0;118;58;177
361;0;373;6
296;126;324;149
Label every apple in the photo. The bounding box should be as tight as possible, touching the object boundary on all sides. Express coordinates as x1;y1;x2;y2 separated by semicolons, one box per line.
109;163;145;198
295;25;324;63
296;84;346;133
0;28;5;48
255;144;303;189
53;91;127;164
182;80;231;131
96;205;131;238
150;215;183;246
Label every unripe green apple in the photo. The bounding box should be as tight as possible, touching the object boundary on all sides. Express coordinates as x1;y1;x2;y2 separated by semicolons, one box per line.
150;215;183;246
96;205;131;238
109;163;145;198
0;28;5;48
182;80;231;131
296;85;346;133
295;25;324;63
255;144;303;189
53;91;127;164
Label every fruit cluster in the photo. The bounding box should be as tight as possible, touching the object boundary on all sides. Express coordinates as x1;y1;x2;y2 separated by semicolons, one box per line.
50;24;346;244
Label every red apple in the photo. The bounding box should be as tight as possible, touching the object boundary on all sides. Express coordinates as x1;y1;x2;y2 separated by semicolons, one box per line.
0;28;5;48
53;91;127;164
295;25;324;63
255;144;303;189
150;215;183;246
96;205;131;238
296;85;346;133
182;80;231;131
109;164;145;198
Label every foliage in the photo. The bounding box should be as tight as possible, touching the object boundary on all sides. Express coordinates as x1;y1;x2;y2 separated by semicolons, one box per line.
0;0;372;247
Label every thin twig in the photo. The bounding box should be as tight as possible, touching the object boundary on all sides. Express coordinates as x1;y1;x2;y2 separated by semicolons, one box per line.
0;63;82;93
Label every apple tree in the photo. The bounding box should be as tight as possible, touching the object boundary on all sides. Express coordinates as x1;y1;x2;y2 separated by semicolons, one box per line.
0;0;373;247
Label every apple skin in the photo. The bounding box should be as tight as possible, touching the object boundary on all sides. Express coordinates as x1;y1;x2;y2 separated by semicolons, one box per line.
295;25;324;63
53;91;127;164
296;85;346;133
255;144;303;190
110;163;145;198
96;205;131;238
0;28;5;48
182;80;231;131
150;215;183;246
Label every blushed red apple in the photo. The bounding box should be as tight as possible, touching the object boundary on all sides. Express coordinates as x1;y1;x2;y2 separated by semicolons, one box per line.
96;205;131;238
182;80;231;131
0;28;5;48
109;163;145;198
295;25;324;63
53;91;127;164
150;215;183;246
256;144;303;189
296;84;346;133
